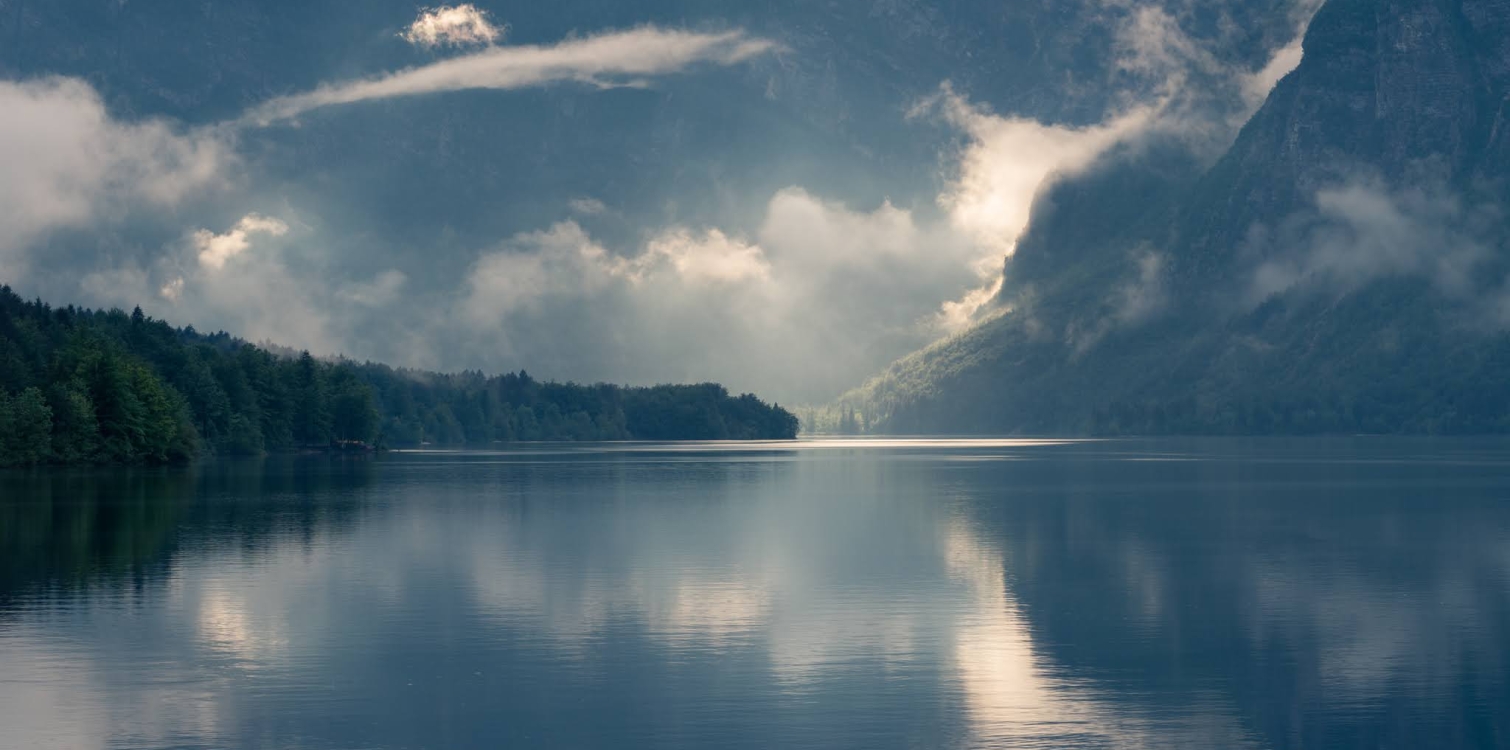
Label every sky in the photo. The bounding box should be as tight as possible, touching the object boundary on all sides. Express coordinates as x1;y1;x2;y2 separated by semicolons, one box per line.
0;0;1318;403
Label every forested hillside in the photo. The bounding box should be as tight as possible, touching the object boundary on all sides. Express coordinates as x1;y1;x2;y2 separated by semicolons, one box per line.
0;286;797;466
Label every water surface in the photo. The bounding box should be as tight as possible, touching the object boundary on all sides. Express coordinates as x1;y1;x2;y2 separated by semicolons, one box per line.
2;439;1508;748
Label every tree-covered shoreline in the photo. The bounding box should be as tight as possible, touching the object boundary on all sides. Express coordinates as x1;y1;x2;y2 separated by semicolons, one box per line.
0;287;798;466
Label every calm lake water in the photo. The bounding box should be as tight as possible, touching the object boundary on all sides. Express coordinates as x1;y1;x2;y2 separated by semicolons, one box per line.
2;438;1508;749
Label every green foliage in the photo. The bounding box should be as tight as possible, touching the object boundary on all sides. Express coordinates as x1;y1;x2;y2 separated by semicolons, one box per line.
0;286;799;465
792;403;871;435
356;371;797;445
0;387;52;466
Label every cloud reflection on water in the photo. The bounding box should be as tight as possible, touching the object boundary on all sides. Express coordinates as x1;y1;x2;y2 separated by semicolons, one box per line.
1;440;1508;748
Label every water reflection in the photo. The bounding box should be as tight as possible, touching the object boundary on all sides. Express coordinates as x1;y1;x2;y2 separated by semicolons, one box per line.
1;440;1507;748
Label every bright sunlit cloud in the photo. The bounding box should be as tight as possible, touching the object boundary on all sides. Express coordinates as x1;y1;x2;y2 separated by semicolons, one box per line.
195;214;289;271
402;4;504;48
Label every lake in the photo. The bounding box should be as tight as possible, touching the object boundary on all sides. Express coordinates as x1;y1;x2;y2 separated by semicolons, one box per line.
2;438;1507;749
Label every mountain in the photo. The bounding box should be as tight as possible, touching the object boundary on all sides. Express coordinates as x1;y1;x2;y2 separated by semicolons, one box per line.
852;0;1510;435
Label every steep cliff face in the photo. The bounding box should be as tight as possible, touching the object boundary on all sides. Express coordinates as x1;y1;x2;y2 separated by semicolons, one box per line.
1176;0;1509;280
858;0;1510;435
1465;0;1510;166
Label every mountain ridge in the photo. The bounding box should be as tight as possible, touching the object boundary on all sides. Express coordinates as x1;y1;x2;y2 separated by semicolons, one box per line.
850;0;1510;435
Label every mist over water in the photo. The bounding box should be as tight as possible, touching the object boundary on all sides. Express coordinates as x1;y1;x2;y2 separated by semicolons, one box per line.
2;439;1508;748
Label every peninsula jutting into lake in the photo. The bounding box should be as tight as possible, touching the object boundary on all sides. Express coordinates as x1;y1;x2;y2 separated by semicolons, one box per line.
0;286;798;466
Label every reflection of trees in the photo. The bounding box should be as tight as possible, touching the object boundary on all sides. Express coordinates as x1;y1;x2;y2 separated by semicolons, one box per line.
5;443;1506;748
0;457;376;606
969;449;1510;748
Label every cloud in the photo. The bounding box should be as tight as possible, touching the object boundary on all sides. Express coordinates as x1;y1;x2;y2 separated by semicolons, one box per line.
1104;0;1324;150
447;30;1332;402
158;276;186;302
461;221;626;324
1238;0;1325;113
1116;251;1170;325
904;86;1155;328
194;214;289;270
645;228;769;284
0;77;229;280
462;222;766;325
338;270;409;308
245;27;777;125
450;190;987;401
6;4;1334;408
568;197;608;216
1070;249;1170;353
911;0;1325;333
80;213;385;356
402;5;504;49
1244;178;1498;306
924;87;1155;257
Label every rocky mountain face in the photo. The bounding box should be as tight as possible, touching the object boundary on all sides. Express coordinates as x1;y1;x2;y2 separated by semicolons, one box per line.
857;0;1510;434
1177;0;1510;280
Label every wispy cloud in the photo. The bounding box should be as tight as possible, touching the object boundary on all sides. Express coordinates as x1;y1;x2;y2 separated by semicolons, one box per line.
402;4;504;49
245;26;777;125
1245;177;1498;306
1069;249;1170;353
568;197;608;216
1108;0;1325;149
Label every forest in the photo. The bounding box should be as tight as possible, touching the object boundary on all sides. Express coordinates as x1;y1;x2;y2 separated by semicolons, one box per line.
0;286;798;466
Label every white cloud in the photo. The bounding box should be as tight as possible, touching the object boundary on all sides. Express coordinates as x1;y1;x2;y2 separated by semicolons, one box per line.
1245;179;1496;306
909;0;1325;332
645;228;769;284
462;222;768;325
1108;0;1325;145
0;77;229;279
80;213;346;354
194;214;289;270
446;54;1245;400
902;87;1157;328
402;4;504;49
452;190;987;401
1114;5;1225;87
160;276;186;302
1239;0;1325;115
926;87;1155;256
462;221;617;324
245;26;777;125
1240;39;1305;113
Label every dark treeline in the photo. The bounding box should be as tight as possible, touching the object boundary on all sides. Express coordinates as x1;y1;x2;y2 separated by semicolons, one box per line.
0;287;798;466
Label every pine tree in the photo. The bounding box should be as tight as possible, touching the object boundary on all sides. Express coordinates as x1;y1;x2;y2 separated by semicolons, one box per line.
292;352;332;447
